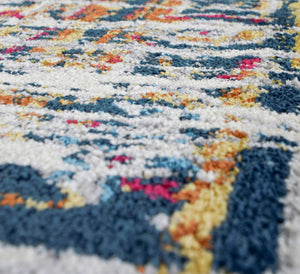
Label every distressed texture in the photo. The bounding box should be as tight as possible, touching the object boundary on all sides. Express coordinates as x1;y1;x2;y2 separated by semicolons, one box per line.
0;0;299;273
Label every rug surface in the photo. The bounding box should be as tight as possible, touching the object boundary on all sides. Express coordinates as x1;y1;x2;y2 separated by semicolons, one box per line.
0;0;299;273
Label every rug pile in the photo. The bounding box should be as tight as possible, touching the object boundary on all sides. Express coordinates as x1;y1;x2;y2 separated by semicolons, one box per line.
0;0;299;273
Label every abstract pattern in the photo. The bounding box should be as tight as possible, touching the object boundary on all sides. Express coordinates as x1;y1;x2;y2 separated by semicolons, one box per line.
0;0;299;273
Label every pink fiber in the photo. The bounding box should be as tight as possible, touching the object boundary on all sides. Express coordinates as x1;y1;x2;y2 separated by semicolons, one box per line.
217;74;238;79
91;121;100;128
27;32;49;41
4;46;25;54
120;178;179;202
0;10;24;19
199;31;209;35
66;120;78;124
111;155;131;163
238;58;261;69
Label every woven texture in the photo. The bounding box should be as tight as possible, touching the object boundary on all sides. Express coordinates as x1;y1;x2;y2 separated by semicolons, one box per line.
0;0;299;273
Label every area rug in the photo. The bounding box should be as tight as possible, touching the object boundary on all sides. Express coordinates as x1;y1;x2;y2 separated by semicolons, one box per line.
0;0;299;273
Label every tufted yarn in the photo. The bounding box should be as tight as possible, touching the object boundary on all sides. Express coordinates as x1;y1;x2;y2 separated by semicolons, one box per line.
0;0;299;273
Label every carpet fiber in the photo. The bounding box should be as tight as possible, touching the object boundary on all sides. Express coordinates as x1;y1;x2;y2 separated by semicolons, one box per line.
0;0;299;273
